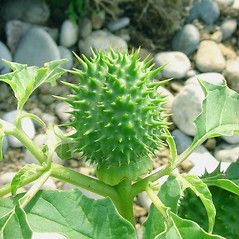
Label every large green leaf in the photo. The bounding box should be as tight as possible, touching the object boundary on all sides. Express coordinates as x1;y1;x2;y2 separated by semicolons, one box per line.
177;174;216;233
142;176;181;239
193;81;239;146
0;203;32;239
0;59;66;110
0;189;136;239
155;213;225;239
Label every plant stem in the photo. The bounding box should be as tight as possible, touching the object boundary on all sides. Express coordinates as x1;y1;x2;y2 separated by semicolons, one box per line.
51;163;118;200
20;170;51;208
5;126;46;164
112;179;135;225
146;185;169;221
131;165;172;197
0;170;44;197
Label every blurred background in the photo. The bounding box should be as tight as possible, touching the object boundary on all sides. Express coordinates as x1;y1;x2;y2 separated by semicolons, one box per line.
0;0;239;235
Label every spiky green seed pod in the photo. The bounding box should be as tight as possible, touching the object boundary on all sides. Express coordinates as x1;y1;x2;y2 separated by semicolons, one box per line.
64;49;169;185
179;186;239;239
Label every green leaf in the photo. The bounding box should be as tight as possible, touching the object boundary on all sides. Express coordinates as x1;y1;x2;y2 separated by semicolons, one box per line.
226;160;239;180
0;59;66;110
156;213;225;239
164;128;177;163
0;202;32;239
11;164;45;196
193;81;239;147
176;174;216;233
142;176;181;239
204;178;239;196
0;189;136;239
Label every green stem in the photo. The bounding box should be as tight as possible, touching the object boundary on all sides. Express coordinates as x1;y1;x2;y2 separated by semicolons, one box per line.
112;179;135;225
5;126;46;164
20;170;51;208
51;163;118;200
131;165;172;197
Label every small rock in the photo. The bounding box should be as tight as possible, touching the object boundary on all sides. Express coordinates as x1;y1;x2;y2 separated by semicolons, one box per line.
62;182;103;199
220;19;237;40
172;24;200;55
32;232;67;239
0;42;12;74
2;137;9;156
3;111;35;148
60;20;79;48
134;204;147;217
0;0;50;24
39;95;55;105
157;87;174;112
42;113;57;125
14;28;60;67
187;0;220;26
55;102;71;122
219;43;237;59
154;51;191;79
78;30;128;57
204;138;217;151
214;143;239;163
185;72;225;85
223;134;239;144
0;172;15;186
186;69;198;78
6;20;58;52
180;159;194;172
107;17;130;32
195;40;226;73
137;192;151;210
172;129;193;154
79;18;92;39
188;146;219;176
58;46;73;70
0;83;11;101
91;11;105;29
211;30;223;43
224;57;239;92
172;75;223;136
216;0;234;7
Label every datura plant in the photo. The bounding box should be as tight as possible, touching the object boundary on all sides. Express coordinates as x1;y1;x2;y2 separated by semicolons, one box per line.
0;50;238;239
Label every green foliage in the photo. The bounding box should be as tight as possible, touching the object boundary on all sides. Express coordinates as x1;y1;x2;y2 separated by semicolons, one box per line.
0;190;136;239
0;59;66;110
66;0;86;23
0;50;239;238
63;50;169;185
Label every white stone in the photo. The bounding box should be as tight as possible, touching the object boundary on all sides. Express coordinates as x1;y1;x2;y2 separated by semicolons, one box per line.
188;146;219;176
0;172;15;186
78;30;128;57
222;134;239;144
60;20;79;48
3;111;35;148
214;143;239;163
196;40;226;72
55;102;71;122
157;86;174;112
154;51;191;79
224;57;239;92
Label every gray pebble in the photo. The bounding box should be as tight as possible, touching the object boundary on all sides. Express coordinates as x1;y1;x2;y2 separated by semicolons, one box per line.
0;42;12;74
55;102;71;122
60;20;79;48
58;46;73;70
187;0;220;26
214;143;239;163
172;129;193;154
0;0;50;24
78;30;128;57
222;134;239;144
172;24;200;55
154;51;191;79
14;27;60;67
107;17;130;32
221;19;237;40
2;111;35;148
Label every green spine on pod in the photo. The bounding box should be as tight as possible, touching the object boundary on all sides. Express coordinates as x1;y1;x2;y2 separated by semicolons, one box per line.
63;49;169;185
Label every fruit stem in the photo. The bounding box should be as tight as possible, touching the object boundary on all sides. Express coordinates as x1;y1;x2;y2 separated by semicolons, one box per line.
113;179;135;226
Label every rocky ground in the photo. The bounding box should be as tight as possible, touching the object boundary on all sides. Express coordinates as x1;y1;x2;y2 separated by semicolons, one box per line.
0;0;239;235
